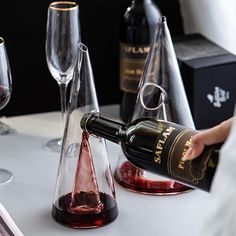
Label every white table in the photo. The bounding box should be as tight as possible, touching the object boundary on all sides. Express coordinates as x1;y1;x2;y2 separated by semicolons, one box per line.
0;105;210;236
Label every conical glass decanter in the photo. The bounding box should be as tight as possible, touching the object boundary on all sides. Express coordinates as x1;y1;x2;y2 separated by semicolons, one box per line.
115;16;195;195
52;43;118;228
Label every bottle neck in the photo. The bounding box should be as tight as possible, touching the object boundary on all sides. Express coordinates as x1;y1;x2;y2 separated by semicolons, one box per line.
81;113;126;144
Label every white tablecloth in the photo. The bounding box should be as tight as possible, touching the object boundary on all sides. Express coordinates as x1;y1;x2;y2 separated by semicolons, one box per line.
0;105;210;236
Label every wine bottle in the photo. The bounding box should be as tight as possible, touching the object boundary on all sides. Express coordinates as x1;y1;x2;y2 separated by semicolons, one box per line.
119;0;162;123
81;113;220;192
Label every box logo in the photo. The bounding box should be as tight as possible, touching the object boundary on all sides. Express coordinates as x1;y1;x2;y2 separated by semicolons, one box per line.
207;86;230;108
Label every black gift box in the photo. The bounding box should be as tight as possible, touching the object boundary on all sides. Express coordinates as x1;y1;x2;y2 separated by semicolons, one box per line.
174;34;236;129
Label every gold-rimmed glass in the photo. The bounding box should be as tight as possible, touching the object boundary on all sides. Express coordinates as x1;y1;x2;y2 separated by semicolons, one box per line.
45;1;81;152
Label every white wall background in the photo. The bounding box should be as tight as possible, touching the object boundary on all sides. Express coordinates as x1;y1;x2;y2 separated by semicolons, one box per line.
179;0;236;55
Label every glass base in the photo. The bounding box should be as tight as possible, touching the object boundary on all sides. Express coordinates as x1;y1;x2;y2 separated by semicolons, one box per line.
44;138;62;153
0;122;10;135
114;161;193;195
0;169;14;185
52;192;118;228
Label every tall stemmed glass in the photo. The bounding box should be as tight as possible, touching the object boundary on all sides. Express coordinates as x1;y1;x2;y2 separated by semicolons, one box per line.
45;1;80;152
0;37;14;184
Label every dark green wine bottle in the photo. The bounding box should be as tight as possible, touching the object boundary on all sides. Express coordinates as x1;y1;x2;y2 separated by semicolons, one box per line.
120;0;162;123
81;113;220;192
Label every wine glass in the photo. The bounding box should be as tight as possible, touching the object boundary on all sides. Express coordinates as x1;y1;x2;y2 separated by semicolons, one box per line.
45;1;80;152
0;37;14;184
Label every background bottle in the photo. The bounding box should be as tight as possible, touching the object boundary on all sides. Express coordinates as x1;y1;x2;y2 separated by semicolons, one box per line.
81;113;220;192
119;0;162;123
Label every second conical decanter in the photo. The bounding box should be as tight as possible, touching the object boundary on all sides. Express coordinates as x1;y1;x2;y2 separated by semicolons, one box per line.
51;43;118;228
115;17;195;195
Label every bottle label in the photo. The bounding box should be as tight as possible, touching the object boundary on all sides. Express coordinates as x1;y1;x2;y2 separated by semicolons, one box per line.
120;43;150;93
153;124;215;186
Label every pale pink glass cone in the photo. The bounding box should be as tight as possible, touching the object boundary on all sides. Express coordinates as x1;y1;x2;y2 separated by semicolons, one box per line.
71;131;103;213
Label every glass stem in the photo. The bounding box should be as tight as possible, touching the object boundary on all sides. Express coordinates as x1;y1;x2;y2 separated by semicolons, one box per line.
59;79;68;128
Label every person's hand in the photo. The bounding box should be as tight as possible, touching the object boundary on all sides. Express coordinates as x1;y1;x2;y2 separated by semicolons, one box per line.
182;117;233;161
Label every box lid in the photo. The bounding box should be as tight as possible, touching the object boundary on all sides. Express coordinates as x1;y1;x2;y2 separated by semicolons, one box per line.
174;34;236;69
185;54;236;69
174;34;228;60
